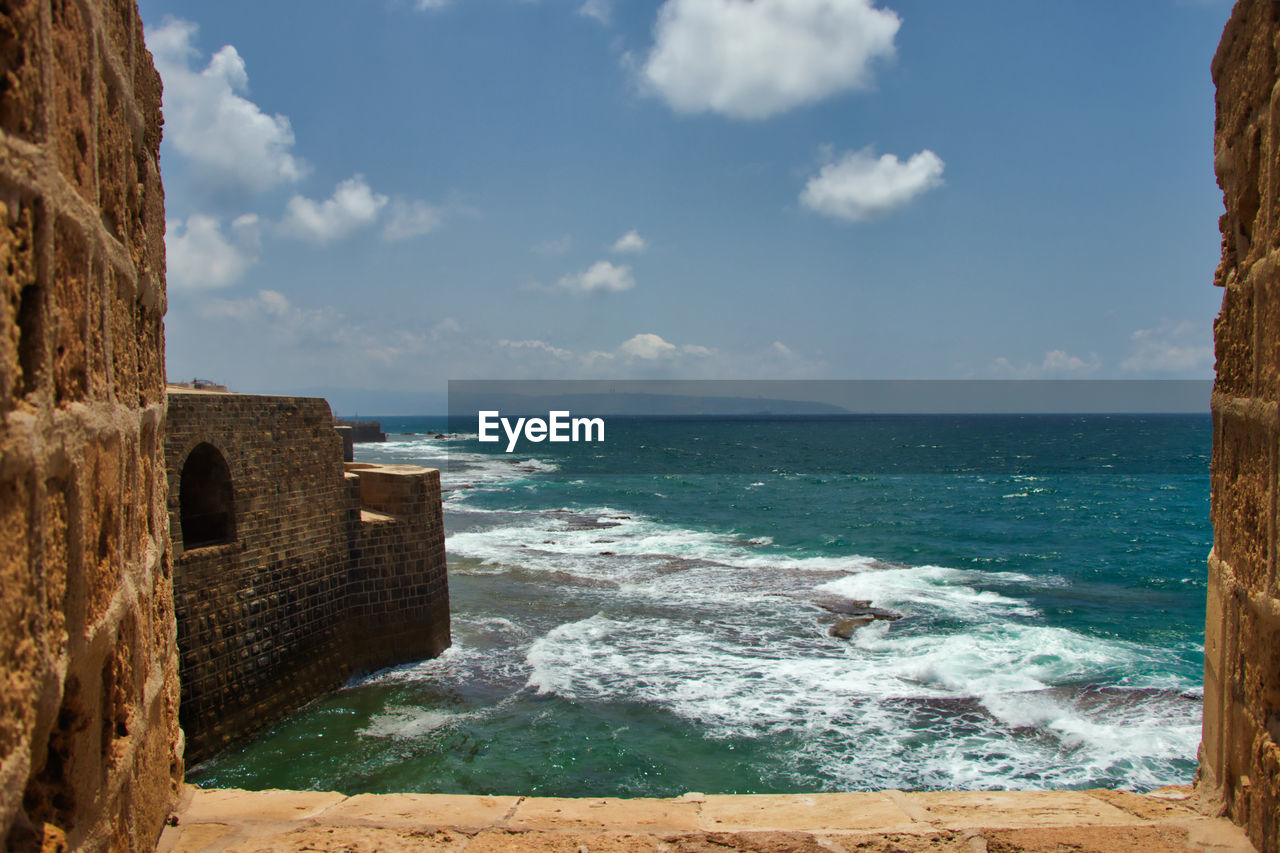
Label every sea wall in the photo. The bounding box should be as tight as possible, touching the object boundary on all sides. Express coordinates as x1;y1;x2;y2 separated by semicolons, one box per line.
165;390;450;764
1202;3;1280;851
0;0;181;849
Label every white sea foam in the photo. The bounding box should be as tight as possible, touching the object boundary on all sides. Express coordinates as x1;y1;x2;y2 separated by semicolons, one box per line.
522;610;1200;790
816;567;1040;620
360;707;459;739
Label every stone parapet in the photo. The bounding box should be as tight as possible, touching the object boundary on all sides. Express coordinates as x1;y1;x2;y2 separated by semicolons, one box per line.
157;786;1256;853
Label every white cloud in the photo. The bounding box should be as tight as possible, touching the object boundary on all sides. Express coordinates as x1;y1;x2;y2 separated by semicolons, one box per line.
415;0;451;9
991;350;1101;378
602;333;822;377
183;291;825;385
204;288;297;321
801;147;944;222
280;175;389;244
611;229;648;253
1120;322;1213;375
620;332;679;360
383;199;443;242
1041;350;1098;373
556;260;636;294
498;339;574;360
579;0;612;24
640;0;899;119
165;213;259;290
201;290;463;369
146;18;305;195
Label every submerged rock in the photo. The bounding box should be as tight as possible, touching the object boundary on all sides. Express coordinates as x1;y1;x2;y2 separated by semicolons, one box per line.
811;594;902;621
828;616;875;639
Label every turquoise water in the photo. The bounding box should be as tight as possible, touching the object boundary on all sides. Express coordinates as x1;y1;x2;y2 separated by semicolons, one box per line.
189;415;1210;795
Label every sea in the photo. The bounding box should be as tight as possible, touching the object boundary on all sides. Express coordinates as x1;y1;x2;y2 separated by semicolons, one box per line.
188;414;1210;796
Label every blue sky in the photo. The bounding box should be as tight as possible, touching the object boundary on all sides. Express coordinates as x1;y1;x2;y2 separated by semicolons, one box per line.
137;0;1232;408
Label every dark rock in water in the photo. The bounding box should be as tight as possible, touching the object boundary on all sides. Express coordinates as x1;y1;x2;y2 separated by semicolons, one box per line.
808;593;903;635
657;556;734;574
598;551;615;556
559;513;623;530
811;594;873;614
539;570;621;590
810;594;906;619
829;616;875;639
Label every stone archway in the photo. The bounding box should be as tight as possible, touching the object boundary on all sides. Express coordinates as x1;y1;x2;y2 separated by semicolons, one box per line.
179;442;236;548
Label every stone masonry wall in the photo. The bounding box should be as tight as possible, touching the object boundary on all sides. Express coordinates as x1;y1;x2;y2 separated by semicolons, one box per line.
166;390;450;764
0;0;181;850
1202;4;1280;852
347;464;451;672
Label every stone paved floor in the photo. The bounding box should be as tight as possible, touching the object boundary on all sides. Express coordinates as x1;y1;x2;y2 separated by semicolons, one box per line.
158;786;1258;852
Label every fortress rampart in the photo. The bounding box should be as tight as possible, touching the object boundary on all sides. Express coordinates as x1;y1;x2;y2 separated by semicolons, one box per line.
165;389;449;764
1201;3;1280;850
0;0;180;848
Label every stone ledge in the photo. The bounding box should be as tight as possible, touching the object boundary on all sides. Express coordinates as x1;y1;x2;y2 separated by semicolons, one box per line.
157;786;1259;853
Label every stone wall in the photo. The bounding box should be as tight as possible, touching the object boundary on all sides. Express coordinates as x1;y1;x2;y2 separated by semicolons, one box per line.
347;464;451;670
1202;3;1280;852
0;0;181;849
166;390;450;764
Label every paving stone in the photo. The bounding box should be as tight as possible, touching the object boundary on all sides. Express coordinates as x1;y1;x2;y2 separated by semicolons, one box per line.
698;793;922;833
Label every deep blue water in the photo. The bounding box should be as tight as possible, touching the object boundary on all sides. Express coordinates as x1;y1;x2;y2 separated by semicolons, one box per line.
190;415;1210;796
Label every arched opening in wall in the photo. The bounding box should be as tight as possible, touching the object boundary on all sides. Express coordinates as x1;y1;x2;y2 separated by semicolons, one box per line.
180;443;235;548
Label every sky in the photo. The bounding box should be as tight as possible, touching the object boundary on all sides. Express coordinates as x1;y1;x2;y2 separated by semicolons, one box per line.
136;0;1234;412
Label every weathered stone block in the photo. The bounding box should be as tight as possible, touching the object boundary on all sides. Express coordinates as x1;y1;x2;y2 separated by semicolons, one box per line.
0;196;38;410
1210;413;1270;586
42;478;70;661
85;251;106;402
52;0;94;203
0;0;45;141
108;266;136;406
0;473;36;769
135;299;161;404
51;217;88;405
1215;274;1254;397
85;432;121;626
96;64;134;247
